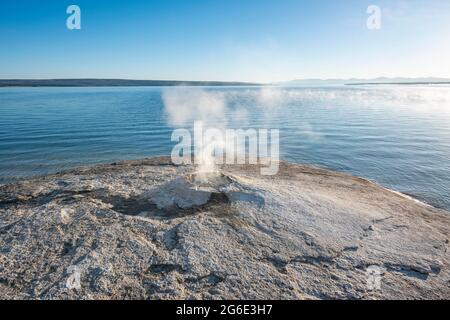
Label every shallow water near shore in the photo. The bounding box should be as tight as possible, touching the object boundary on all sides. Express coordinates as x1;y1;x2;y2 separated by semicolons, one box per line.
0;85;449;210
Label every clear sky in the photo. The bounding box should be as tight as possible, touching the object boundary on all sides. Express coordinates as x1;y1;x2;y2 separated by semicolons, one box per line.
0;0;449;82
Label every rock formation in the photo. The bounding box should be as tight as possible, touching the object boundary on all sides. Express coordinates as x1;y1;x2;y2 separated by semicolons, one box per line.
0;157;448;299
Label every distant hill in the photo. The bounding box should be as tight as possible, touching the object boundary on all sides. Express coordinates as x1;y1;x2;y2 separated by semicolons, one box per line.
282;77;450;86
0;79;261;87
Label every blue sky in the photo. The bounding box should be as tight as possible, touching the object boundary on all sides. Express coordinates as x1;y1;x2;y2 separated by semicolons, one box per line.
0;0;449;82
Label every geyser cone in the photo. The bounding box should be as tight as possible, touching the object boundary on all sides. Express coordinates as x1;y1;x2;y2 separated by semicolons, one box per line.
148;171;235;211
187;171;233;192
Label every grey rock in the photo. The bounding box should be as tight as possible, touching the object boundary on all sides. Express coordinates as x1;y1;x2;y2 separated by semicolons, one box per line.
0;157;449;300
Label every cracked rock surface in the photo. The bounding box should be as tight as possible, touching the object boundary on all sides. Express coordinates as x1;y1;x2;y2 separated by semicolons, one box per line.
0;157;449;300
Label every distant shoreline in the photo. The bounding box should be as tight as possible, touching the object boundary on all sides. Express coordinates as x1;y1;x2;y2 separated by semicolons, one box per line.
346;82;450;86
0;79;262;88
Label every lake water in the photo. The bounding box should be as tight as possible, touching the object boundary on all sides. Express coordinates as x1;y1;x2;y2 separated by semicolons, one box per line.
1;85;449;210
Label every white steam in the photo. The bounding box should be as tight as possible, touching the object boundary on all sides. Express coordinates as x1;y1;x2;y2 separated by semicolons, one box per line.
163;88;227;127
162;85;450;174
163;88;230;175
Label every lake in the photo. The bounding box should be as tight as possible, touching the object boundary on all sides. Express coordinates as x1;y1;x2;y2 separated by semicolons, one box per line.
1;85;449;210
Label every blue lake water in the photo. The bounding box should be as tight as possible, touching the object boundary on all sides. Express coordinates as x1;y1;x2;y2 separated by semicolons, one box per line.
0;85;449;210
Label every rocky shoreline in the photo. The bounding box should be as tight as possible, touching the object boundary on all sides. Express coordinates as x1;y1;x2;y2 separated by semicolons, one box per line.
0;157;449;299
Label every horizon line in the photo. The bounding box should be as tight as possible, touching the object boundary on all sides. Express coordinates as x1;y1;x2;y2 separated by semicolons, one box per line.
1;77;450;88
